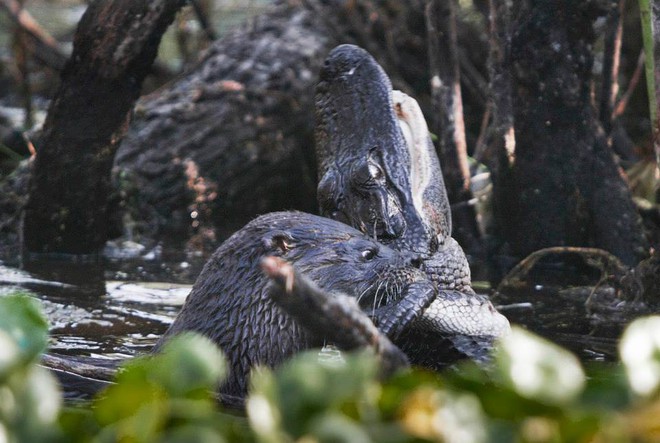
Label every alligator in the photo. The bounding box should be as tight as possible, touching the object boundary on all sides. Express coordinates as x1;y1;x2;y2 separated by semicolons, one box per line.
315;44;509;364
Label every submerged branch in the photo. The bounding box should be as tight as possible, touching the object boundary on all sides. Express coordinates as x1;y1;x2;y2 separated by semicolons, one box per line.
0;0;67;70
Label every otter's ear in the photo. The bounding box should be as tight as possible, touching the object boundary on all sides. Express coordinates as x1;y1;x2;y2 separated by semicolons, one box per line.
263;231;295;254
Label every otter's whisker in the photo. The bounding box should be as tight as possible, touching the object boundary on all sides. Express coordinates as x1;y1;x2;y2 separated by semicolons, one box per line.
356;284;371;304
372;279;386;315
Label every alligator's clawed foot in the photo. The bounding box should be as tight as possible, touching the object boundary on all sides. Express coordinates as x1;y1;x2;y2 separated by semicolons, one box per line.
371;280;436;340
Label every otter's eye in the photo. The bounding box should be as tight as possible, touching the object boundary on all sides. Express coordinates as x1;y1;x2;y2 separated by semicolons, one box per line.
361;248;376;260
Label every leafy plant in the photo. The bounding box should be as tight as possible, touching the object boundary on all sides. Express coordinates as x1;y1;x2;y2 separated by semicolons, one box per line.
2;292;660;442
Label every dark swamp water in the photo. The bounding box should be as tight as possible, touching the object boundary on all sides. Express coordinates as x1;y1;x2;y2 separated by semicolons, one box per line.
0;248;626;375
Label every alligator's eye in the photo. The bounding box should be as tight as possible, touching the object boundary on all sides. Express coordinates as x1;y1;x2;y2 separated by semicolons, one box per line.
368;162;383;180
361;248;376;260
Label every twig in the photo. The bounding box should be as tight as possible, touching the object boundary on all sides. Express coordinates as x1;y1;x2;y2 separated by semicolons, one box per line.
11;0;32;128
0;0;67;70
486;0;515;171
472;103;492;163
614;50;645;118
458;49;489;106
23;132;36;157
426;0;471;190
0;143;24;162
497;246;629;291
638;0;659;174
652;0;660;177
262;256;409;378
599;0;624;132
190;0;216;41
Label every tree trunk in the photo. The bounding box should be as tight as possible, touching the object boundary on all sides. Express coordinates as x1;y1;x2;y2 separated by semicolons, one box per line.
6;1;492;258
113;5;334;249
489;0;648;267
113;1;449;250
23;0;185;257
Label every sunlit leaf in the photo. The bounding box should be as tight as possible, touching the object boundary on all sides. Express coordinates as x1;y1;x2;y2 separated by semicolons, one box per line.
495;327;585;405
246;378;285;443
620;316;660;397
0;331;21;380
624;397;660;441
398;387;487;443
1;358;61;442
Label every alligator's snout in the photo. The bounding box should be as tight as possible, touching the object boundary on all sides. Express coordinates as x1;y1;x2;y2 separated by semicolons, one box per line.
319;44;371;83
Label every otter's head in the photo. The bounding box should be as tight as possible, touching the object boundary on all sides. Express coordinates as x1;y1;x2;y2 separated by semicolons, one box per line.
254;212;426;311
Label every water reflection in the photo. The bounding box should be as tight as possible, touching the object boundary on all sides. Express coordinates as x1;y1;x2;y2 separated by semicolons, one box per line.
23;259;105;296
0;263;188;359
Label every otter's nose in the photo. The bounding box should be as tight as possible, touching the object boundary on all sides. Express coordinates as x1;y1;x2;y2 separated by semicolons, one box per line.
404;253;424;269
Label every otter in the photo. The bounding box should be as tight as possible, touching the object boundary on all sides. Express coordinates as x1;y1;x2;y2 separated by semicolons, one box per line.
154;211;432;397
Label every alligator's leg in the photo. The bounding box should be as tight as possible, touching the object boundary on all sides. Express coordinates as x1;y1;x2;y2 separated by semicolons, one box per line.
370;280;436;340
262;256;409;377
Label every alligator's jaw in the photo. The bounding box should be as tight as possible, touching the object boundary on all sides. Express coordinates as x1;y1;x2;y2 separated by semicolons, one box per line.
315;44;433;254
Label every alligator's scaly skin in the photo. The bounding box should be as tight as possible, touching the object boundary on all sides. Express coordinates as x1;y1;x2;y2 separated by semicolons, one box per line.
315;45;510;357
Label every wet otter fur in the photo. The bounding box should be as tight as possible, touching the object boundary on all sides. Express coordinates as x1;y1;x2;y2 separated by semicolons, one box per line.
155;211;425;397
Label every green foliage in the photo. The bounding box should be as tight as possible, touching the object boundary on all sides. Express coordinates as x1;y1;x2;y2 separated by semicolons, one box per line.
0;293;60;443
60;333;249;443
4;292;660;442
0;292;49;369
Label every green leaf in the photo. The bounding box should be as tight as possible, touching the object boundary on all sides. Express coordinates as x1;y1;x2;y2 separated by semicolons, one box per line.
248;350;379;440
93;380;167;426
307;412;371;443
161;425;227;443
151;332;227;396
0;293;49;368
580;363;632;410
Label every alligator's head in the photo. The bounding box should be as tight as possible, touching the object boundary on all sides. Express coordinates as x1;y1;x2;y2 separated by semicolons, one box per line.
315;44;451;256
315;45;511;363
